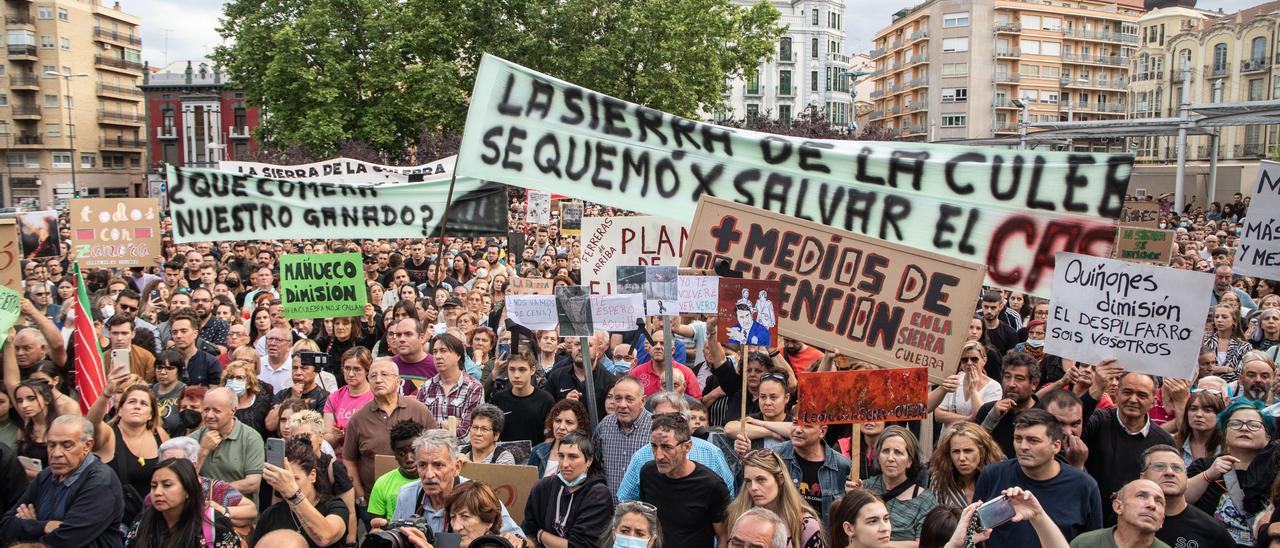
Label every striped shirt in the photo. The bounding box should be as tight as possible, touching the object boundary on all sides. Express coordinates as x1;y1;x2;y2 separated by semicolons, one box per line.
594;410;653;497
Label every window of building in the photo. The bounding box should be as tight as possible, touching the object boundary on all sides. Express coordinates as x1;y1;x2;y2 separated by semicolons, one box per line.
825;67;831;91
779;104;792;125
746;104;760;119
1042;42;1061;56
60;66;70;76
51;152;71;168
8;30;36;47
6;153;37;168
80;153;95;168
779;37;792;61
811;9;818;26
942;38;968;53
124;48;142;64
103;154;125;168
36;6;52;19
0;123;8;135
1021;89;1039;101
1042;17;1061;31
0;94;7;107
810;70;818;91
57;8;67;21
1021;40;1041;55
779;70;792;95
941;114;967;127
1020;64;1040;76
59;37;69;50
747;71;759;94
162;106;175;128
943;12;969;28
1251;37;1267;61
233;107;247;127
1212;43;1227;71
1045;92;1058;104
1042;66;1060;78
40;65;56;78
1020;14;1041;29
811;37;819;59
941;63;968;77
941;88;967;102
1248;78;1264;101
46;124;59;137
42;94;57;107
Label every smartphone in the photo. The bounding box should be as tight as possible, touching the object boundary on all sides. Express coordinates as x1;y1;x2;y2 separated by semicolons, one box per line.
110;348;131;377
977;496;1016;530
266;437;285;468
497;342;511;359
17;456;41;471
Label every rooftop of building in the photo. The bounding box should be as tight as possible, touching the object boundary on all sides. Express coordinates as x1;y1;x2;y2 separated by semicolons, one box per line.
141;60;227;87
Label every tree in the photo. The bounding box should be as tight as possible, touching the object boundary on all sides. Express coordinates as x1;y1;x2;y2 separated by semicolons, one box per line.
215;0;783;157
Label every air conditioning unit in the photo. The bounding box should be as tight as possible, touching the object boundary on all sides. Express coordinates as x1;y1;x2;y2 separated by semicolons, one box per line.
101;43;112;51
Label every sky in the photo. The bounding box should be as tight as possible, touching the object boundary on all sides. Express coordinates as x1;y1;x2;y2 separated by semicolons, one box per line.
126;0;1269;69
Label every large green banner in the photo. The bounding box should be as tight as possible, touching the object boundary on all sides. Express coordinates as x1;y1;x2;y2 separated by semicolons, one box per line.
280;252;368;319
165;165;508;243
455;54;1132;296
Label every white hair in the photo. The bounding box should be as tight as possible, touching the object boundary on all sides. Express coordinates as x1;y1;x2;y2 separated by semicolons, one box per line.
52;415;94;443
734;508;789;548
412;428;459;459
159;436;201;462
648;391;691;420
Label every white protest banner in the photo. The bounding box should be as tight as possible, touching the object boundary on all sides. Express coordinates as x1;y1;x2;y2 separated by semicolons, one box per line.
526;190;552;225
579;216;688;295
1044;252;1212;379
678;275;719;313
590;293;644;331
456;54;1131;297
219;156;454;185
1236;160;1280;278
165;166;508;242
505;294;558;330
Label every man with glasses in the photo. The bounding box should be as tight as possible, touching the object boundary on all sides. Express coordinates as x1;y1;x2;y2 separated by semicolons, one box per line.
343;359;436;518
595;376;653;496
152;349;187;436
258;326;293;393
603;343;636;375
115;289;161;353
221;323;251;367
1139;445;1233;547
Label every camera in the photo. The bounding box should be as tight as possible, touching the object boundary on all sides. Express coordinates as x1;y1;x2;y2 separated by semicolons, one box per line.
299;351;329;369
361;516;434;548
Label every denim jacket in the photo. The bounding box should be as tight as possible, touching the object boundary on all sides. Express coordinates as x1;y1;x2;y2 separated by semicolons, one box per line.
775;441;852;523
528;441;554;477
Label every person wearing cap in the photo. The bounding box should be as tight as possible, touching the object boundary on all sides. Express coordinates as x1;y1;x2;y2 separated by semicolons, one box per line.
441;297;464;328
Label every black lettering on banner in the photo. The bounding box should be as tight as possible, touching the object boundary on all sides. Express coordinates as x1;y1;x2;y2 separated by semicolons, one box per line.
733;169;761;206
601;96;631;138
591;143;617;190
479;126;504;165
701;125;733;156
534;134;563;176
619;148;650;194
761;137;791;165
502;127;526;171
671;118;701;150
561;87;586;126
888;150;929;191
654;156;680;198
1024;156;1054;210
565;137;591;181
798;141;833;174
526;79;555;120
497;74;522;116
943;152;984;195
990;156;1022;201
690;163;723;201
854;147;885;186
634;106;667;145
1063;155;1095;213
1101;156;1132;219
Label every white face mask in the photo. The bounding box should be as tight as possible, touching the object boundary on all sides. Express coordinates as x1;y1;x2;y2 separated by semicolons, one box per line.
613;535;649;548
101;305;115;319
476;268;488;279
225;378;247;396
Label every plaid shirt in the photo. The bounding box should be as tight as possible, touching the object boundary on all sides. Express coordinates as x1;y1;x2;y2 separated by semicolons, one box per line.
417;373;485;438
593;410;653;497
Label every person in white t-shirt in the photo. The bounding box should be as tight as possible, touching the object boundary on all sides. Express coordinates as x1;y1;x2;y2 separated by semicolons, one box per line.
928;341;1003;425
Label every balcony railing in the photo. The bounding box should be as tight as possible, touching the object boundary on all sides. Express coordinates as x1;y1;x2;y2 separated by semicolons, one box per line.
868;110;886;119
97;110;144;123
101;136;145;148
1060;77;1128;90
1061;100;1126;113
891;39;903;49
9;74;39;87
93;27;142;46
904;78;926;89
96;83;142;97
1241;58;1270;73
994;99;1020;109
778;84;794;97
903;124;926;134
7;45;36;57
870;47;887;58
156;126;177;139
907;54;928;65
908;30;928;42
905;100;925;111
229;125;251;138
1236;143;1266;158
1171;68;1192;83
869;68;885;78
1062;28;1140;43
994;50;1021;58
994;23;1022;33
1203;64;1229;78
889;105;902;114
1062;52;1128;66
11;105;40;116
778;51;794;63
994;124;1020;133
993;72;1021;83
12;134;42;145
94;55;144;72
870;89;885;99
829;53;850;64
1131;71;1159;82
5;12;33;25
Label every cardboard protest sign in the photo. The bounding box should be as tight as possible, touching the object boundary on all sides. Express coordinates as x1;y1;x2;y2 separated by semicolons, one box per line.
644;265;678;316
280;253;368;319
797;368;929;424
220;156;454;185
560;202;582;236
0;285;20;347
373;454;397;482
0;220;21;293
526;190;552;225
590;293;644;332
1120;200;1161;228
615;265;646;295
555;286;594;337
1115;227;1174;265
16;210;59;259
579;216;688;294
456;54;1130;297
717;278;780;347
460;463;539;524
1045;252;1212;378
505;294;558;330
69;199;161;268
679;275;719;314
687;198;985;383
1236;160;1280;278
165;166;508;242
509;277;552;295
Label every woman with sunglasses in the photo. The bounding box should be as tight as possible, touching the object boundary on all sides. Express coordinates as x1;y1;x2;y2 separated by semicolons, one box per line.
857;426;935;543
1186;399;1278;545
928;342;1001;426
726;449;824;548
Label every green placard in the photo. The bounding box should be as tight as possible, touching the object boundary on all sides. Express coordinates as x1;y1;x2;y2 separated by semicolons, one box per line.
280;252;368;319
0;285;19;347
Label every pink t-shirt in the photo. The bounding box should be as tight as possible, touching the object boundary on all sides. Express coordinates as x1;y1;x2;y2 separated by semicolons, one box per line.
629;361;703;398
323;386;376;430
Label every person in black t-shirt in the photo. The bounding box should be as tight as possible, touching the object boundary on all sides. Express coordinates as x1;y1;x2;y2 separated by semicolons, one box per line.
490;355;555;444
1140;445;1234;548
254;439;349;548
980;291;1020;355
636;413;730;547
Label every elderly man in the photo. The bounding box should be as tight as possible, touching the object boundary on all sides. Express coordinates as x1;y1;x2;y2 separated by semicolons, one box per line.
13;324;64;375
1069;479;1168;548
1230;355;1275;403
258;326;293;392
1139;445;1232;547
190;387;264;504
1211;265;1257;309
155;437;258;528
594;376;653;496
617;392;735;501
343;359;437;508
0;416;124;547
390;429;524;537
729;508;790;548
638;412;730;547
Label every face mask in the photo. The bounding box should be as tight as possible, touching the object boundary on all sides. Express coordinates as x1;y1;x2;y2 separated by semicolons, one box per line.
1025;338;1044;348
1159;223;1167;229
613;535;649;548
179;409;202;429
476;268;488;279
226;378;247;396
1181;222;1190;228
557;470;588;488
101;305;115;319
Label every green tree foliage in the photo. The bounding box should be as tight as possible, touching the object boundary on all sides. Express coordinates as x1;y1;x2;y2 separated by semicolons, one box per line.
215;0;784;158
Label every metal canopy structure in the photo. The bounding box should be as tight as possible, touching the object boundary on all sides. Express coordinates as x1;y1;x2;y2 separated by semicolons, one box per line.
1026;118;1214;138
1190;100;1280;126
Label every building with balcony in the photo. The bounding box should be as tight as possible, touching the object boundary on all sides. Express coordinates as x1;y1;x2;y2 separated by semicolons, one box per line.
1129;0;1280;163
716;0;854;128
1;0;145;207
867;0;1143;146
140;60;262;170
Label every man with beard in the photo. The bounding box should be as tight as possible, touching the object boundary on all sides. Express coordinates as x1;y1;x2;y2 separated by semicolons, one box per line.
190;287;228;353
976;352;1041;458
637;412;730;547
368;420;425;528
170;308;221;386
115;290;161;353
1139;445;1233;547
980;291;1019;355
1080;359;1175;525
1229;353;1274;403
544;333;616;418
1069;479;1167;548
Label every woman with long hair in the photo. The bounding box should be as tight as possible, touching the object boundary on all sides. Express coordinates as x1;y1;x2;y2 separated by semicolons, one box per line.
1186;399;1278;545
530;399;589;477
87;379;169;522
522;432;614;547
598;501;662;548
13;378;59;479
1203;304;1252;381
469;326;499;385
252;438;348;547
452;255;474;288
927;422;1005;507
1173;390;1226;466
138;280;169;324
54;278;75;306
0;390;19;451
725;373;793;451
726;449;825;548
124;458;241;547
965;314;1003;380
220;359;273;440
446;481;525;547
249;306;273;355
322;347;374;457
288;410;357;546
827;489;891;548
858;426;936;542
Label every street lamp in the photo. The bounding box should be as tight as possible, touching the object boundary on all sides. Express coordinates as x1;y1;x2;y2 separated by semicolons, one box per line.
1010;98;1028;150
44;71;89;198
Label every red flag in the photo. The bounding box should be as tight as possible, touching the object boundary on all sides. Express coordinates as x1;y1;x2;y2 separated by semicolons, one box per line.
71;263;105;415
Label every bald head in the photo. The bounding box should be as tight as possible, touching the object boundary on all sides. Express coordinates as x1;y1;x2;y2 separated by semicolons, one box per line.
202;387;237;434
1114;479;1165;534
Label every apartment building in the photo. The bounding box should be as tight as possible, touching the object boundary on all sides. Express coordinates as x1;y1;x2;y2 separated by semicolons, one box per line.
719;0;854;128
867;0;1142;147
1;0;144;208
1131;0;1280;162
